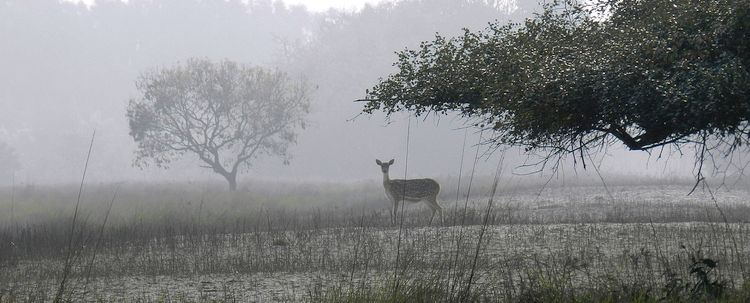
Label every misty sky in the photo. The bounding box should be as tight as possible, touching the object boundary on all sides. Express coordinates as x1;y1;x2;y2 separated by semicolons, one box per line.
0;0;700;186
64;0;396;12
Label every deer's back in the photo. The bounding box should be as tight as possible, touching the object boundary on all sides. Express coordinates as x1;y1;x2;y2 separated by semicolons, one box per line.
388;178;440;198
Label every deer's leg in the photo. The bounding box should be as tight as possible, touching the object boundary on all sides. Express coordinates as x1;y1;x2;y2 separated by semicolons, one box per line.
436;200;444;224
388;200;394;224
426;196;443;224
425;199;436;224
392;200;399;225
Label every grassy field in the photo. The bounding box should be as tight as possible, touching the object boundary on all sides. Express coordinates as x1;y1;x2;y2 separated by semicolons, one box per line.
1;178;749;302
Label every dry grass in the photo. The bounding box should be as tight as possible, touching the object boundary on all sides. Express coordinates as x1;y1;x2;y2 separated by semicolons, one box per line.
0;178;749;302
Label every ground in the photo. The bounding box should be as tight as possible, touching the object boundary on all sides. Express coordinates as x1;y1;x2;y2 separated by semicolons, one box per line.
1;181;749;302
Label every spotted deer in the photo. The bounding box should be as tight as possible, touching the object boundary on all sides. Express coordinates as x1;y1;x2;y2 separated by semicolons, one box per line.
376;159;443;224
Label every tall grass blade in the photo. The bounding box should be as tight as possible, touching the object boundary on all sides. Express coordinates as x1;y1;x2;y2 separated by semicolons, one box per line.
54;129;95;303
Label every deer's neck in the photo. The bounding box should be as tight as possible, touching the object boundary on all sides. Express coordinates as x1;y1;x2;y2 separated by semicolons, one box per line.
382;171;390;186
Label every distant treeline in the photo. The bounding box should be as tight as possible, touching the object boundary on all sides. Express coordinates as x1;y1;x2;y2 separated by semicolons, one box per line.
0;0;534;184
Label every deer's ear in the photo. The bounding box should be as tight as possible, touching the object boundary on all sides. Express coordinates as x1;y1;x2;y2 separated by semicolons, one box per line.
388;159;394;165
376;159;382;165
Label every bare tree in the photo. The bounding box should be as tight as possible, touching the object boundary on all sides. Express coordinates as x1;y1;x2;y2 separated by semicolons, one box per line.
127;58;310;190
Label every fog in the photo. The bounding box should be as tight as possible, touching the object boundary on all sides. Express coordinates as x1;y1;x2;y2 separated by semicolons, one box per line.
0;0;700;186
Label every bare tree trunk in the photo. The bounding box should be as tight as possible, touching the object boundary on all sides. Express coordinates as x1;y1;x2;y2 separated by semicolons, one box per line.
225;172;238;191
212;164;238;191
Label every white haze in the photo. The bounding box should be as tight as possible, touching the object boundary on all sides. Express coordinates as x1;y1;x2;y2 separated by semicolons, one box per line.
0;0;702;187
64;0;398;12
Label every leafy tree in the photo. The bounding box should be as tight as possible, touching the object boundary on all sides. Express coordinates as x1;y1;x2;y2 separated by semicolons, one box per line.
364;0;750;170
127;58;310;190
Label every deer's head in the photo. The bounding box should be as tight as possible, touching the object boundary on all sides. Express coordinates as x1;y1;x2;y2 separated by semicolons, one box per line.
375;159;395;173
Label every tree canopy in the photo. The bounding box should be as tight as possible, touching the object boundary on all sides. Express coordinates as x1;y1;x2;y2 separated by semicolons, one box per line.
364;0;750;163
127;58;310;190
